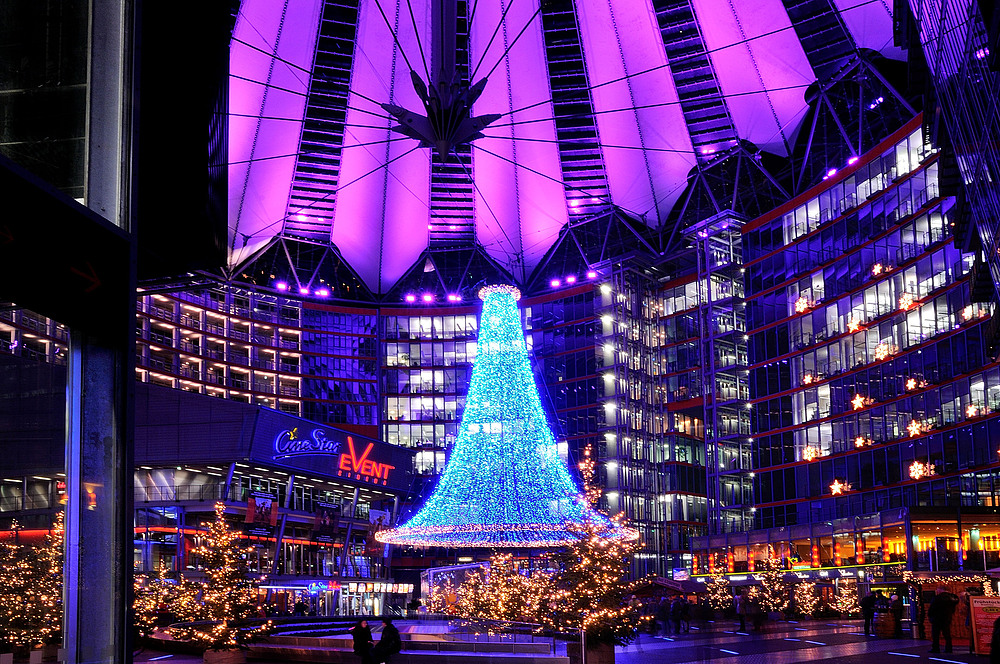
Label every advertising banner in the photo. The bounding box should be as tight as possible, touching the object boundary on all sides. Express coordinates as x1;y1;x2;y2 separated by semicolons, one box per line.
313;501;341;543
245;490;278;537
970;596;1000;655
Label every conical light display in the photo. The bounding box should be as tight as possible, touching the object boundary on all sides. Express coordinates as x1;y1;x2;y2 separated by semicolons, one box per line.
377;284;638;548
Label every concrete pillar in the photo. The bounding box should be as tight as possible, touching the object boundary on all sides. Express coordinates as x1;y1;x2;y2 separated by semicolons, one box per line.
64;334;133;664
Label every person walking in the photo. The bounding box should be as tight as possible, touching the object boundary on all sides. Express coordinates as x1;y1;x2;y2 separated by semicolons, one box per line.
928;587;959;654
349;619;375;664
736;590;748;633
860;591;877;636
373;617;402;664
890;594;904;638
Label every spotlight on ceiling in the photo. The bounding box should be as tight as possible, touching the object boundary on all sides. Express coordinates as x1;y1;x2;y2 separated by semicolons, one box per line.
565;275;577;284
405;294;417;303
550;279;561;288
422;293;434;303
275;282;289;292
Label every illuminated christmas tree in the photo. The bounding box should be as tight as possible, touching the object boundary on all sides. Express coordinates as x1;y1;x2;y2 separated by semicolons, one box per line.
378;285;637;547
170;503;268;650
748;559;789;614
133;565;206;638
793;582;819;618
536;444;646;647
831;581;859;616
705;573;732;611
0;513;63;652
431;553;547;626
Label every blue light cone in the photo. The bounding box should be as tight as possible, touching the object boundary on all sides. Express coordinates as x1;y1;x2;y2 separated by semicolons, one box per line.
377;284;638;548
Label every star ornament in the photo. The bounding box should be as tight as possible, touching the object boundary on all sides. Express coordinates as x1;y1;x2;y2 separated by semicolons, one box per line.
830;479;850;495
899;293;915;311
909;461;936;480
852;394;867;410
906;378;917;391
794;296;810;313
847;316;863;333
907;419;922;437
872;263;883;276
967;404;979;418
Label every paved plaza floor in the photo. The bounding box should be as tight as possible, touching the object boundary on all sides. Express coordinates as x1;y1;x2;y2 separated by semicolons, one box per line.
132;618;981;664
617;619;979;664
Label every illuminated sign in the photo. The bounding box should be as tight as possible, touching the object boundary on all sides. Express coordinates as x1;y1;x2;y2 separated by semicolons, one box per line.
273;427;340;459
338;438;395;486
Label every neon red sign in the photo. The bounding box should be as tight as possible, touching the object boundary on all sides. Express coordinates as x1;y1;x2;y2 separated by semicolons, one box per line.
338;437;395;486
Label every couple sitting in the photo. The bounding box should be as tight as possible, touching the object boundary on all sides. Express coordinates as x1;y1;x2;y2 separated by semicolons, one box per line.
349;617;403;664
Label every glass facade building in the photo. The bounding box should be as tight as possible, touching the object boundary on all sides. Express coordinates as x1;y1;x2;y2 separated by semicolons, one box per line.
692;115;1000;576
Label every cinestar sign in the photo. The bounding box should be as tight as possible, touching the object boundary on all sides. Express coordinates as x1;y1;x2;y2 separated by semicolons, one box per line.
272;427;339;459
271;427;395;486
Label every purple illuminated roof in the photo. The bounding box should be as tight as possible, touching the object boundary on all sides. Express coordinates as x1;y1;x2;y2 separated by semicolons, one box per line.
227;0;904;294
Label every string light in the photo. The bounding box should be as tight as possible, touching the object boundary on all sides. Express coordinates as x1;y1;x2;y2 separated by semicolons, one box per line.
377;285;637;547
902;571;996;596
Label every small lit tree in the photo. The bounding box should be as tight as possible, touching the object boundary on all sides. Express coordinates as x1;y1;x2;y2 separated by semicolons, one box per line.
0;514;63;653
793;582;819;618
537;445;647;646
705;573;732;612
134;565;206;638
427;574;460;615
450;553;547;624
748;559;789;614
831;581;858;616
170;503;268;652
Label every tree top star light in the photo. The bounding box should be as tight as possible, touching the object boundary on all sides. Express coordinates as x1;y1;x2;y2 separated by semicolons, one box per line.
377;285;638;548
